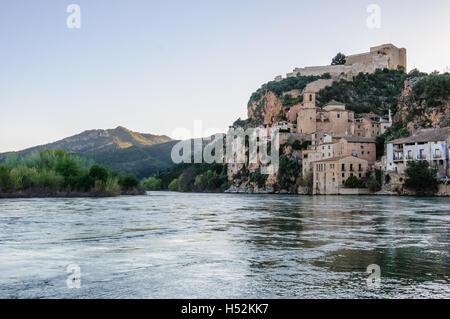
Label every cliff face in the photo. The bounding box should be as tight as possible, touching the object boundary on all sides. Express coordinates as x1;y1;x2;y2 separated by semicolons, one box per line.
394;75;450;132
247;91;285;125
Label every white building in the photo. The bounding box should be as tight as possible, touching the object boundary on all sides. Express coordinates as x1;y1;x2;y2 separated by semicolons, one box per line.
386;127;450;177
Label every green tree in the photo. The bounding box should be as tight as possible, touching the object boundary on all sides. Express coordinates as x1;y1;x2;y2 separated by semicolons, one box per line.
119;173;140;191
88;165;109;183
168;178;178;192
277;155;302;191
344;176;361;188
0;165;13;192
331;52;346;65
143;177;162;190
404;161;438;195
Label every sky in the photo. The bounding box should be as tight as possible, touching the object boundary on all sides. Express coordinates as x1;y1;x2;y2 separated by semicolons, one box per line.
1;0;449;152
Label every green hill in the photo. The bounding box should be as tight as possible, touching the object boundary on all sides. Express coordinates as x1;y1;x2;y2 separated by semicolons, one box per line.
0;127;177;179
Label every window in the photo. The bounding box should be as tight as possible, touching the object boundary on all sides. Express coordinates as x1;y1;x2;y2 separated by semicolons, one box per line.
350;164;353;171
341;164;345;171
408;150;412;159
435;149;441;158
359;173;362;178
337;113;341;119
419;149;425;159
342;173;345;178
362;151;365;155
359;164;362;171
309;94;312;102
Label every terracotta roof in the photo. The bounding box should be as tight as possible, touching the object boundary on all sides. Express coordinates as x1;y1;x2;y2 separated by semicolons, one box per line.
324;100;345;106
316;155;368;163
389;127;450;144
341;136;376;143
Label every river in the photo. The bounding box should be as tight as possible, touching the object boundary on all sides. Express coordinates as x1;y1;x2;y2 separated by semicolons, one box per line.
0;192;449;298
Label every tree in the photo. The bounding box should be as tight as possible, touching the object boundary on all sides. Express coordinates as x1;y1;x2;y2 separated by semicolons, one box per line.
119;173;140;191
0;164;12;192
168;178;178;192
143;177;162;191
344;176;361;188
331;52;346;65
88;165;109;183
404;161;438;195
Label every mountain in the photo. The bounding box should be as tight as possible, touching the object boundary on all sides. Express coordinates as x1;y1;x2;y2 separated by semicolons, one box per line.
0;126;178;178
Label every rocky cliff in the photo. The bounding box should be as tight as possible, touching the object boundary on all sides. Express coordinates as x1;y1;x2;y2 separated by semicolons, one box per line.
394;74;450;132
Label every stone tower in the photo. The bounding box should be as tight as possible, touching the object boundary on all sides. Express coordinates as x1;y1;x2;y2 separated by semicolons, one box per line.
297;92;317;134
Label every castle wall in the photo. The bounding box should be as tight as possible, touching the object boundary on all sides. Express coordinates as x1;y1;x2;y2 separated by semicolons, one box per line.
287;44;406;80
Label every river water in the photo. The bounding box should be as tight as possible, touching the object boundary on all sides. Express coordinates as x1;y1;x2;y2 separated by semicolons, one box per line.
0;192;449;298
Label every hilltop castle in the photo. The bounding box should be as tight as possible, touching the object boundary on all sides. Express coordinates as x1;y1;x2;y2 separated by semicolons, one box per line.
276;43;406;81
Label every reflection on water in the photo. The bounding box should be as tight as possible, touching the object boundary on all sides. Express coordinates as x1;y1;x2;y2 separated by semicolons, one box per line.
0;193;449;298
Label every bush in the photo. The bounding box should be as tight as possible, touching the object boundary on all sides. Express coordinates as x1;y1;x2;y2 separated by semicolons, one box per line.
143;177;162;191
0;165;13;191
277;155;302;190
291;140;311;151
37;170;64;190
331;52;346;65
89;165;109;183
250;168;268;188
193;174;208;192
168;178;178;192
404;161;438;195
119;173;140;191
104;177;121;197
367;179;381;192
344;176;362;188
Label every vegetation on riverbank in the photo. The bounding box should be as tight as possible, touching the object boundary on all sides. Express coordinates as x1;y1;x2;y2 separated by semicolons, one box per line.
0;149;143;197
143;163;229;193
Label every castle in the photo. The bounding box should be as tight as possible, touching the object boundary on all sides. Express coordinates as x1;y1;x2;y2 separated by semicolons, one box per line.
277;44;407;81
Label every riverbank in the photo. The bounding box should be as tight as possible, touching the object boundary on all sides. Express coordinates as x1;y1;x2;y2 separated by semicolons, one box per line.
0;188;146;199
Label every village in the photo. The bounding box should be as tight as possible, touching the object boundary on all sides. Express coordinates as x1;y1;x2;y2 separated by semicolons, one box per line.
227;44;450;196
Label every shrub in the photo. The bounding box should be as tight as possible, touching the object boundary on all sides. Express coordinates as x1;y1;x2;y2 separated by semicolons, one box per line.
331;52;346;65
37;170;64;190
9;166;39;190
177;168;196;192
277;155;302;190
344;176;362;188
168;178;178;192
89;165;109;183
119;174;140;191
250;168;268;188
367;179;381;192
104;177;121;196
193;174;208;192
143;177;162;191
404;161;438;195
0;165;12;191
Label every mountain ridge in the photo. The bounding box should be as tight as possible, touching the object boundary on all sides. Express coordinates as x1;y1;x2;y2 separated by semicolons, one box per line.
0;126;177;178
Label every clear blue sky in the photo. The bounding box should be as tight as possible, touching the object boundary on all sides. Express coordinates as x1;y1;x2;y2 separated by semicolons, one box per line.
1;0;449;152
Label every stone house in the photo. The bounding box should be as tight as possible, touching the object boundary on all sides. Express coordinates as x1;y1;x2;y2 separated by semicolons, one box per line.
335;136;377;164
313;156;370;195
302;136;376;176
297;92;354;135
354;112;392;138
